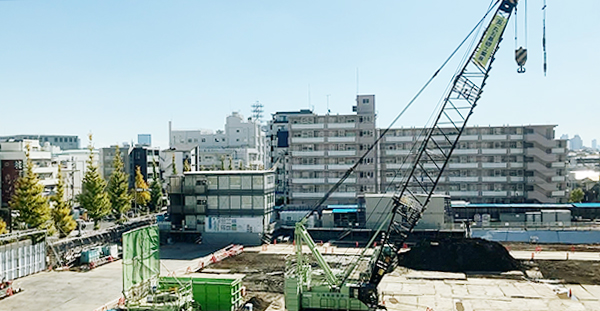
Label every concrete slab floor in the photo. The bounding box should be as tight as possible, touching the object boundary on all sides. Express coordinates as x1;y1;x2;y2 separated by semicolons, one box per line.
380;269;600;311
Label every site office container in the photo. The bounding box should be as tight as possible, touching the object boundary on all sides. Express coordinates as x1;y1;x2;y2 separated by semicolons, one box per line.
160;274;244;311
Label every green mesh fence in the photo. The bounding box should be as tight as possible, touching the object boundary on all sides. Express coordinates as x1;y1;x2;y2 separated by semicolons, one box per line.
122;225;160;294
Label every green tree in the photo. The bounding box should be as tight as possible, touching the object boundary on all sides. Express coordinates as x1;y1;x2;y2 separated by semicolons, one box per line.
9;145;51;230
569;188;585;203
107;146;131;222
220;156;226;170
0;219;7;234
78;135;111;229
171;153;178;175
228;156;233;170
183;157;191;172
132;166;151;210
149;159;163;213
51;166;77;238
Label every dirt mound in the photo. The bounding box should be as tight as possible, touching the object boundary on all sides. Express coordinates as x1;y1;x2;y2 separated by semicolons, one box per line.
398;237;521;273
208;253;286;293
533;260;600;285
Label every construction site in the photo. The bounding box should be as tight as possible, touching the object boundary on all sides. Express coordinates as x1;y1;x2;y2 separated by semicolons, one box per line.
2;1;600;310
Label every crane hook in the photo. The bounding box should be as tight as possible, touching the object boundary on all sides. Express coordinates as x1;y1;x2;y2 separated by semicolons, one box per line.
515;47;527;73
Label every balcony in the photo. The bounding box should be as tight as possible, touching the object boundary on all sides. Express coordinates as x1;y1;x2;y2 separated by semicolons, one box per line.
448;191;479;197
482;177;507;182
509;135;523;140
460;135;479;141
386;163;411;169
551;162;566;168
448;177;479;182
291;178;326;184
509;148;524;154
385;136;413;142
481;134;507;140
327;123;356;129
292;150;325;157
552;148;566;154
328;164;353;170
552;176;565;182
327;178;357;184
385;149;410;156
481;148;507;154
482;191;508;196
453;149;478;155
290;123;325;129
291;192;356;198
509;177;524;182
328;150;356;156
328;136;356;143
448;163;478;169
291;137;325;143
509;163;524;168
481;163;507;168
552;190;566;197
385;177;407;183
292;164;325;170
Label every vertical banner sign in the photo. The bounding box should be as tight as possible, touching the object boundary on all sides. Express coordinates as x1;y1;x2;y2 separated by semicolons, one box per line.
474;14;508;68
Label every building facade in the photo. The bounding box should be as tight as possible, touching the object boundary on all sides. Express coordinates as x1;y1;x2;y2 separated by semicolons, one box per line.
379;124;568;203
0;135;79;151
54;149;98;202
274;95;378;207
168;169;276;245
169;112;266;170
0;140;59;209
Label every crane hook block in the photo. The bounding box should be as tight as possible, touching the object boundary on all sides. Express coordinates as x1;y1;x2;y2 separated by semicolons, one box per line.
515;47;527;73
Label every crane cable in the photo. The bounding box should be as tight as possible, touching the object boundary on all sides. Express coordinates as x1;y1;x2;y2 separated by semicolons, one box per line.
515;0;527;73
542;0;547;76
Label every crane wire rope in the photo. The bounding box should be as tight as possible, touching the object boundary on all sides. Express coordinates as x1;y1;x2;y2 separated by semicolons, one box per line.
333;0;500;274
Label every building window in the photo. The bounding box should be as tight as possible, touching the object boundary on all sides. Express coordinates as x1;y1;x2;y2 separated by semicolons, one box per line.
201;138;206;142
362;99;369;104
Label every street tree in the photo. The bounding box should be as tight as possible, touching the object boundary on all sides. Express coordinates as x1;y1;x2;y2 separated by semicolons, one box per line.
78;135;111;229
569;188;585;203
9;144;51;230
132;166;151;211
0;219;7;234
51;166;77;238
183;157;191;172
107;145;131;222
149;159;163;213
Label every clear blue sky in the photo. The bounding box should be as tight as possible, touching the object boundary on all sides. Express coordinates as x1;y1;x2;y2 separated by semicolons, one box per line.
0;1;597;149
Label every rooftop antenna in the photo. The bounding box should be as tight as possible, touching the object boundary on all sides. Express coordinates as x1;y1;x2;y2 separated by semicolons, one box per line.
308;84;311;111
356;68;359;95
251;101;264;123
326;94;331;114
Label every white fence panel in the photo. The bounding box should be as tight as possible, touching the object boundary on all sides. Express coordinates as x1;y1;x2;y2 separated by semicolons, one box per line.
0;239;45;280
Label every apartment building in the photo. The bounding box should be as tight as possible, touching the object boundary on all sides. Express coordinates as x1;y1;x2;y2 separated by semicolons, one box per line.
0;135;79;150
169;112;266;170
276;95;378;206
379;124;568;203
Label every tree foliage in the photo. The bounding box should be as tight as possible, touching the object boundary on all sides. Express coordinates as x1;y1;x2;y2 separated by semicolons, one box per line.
171;153;178;175
132;166;151;209
183;157;191;172
0;219;7;234
78;135;111;229
149;159;163;213
9;145;51;230
51;166;77;238
107;145;131;222
569;188;585;203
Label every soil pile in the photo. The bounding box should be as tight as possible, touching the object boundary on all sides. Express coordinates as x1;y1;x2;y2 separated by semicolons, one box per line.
208;253;286;293
534;260;600;285
398;237;520;273
245;296;269;311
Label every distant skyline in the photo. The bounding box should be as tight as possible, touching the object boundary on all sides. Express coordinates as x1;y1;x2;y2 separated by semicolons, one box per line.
0;1;597;149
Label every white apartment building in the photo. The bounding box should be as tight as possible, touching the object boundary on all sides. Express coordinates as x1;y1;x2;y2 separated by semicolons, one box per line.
270;95;378;207
169;112;266;170
379;124;568;204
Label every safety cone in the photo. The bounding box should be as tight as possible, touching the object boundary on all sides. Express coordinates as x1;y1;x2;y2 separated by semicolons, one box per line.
569;289;572;298
531;252;535;261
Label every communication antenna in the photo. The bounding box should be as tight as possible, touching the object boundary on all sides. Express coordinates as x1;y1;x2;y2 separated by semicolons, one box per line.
251;101;264;123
